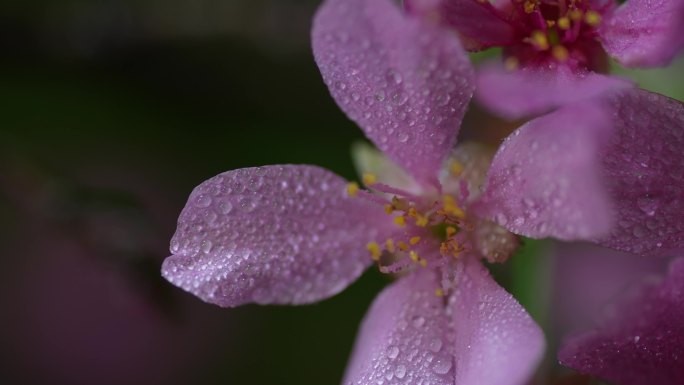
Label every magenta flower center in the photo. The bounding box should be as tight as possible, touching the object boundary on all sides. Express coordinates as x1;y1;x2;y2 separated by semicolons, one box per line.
501;0;608;71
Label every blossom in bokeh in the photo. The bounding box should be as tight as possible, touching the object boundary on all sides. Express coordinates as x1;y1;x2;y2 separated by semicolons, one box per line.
406;0;684;118
558;254;684;385
161;0;684;383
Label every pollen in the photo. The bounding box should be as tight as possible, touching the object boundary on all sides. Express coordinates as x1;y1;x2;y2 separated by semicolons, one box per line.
443;195;466;218
557;17;570;30
384;204;394;214
449;161;464;176
346;182;360;197
569;9;583;21
410;236;421;245
393;216;407;227
523;0;536;13
552;45;569;62
504;56;519;71
530;31;549;50
584;10;601;26
398;241;409;251
446;226;457;237
435;288;444;297
385;238;396;253
362;172;377;186
366;242;382;260
409;250;420;262
415;214;429;227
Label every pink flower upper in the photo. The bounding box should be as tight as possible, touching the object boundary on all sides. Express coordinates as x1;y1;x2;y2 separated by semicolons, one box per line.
161;0;684;383
406;0;684;118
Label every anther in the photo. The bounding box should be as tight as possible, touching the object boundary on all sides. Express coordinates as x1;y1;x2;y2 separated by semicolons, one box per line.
385;238;396;253
557;17;570;30
366;242;381;260
384;204;394;214
449;161;464;176
523;0;536;13
569;9;583;21
504;57;519;71
362;172;377;186
435;288;444;297
409;250;420;262
584;10;601;26
530;31;549;50
552;45;569;61
446;226;457;237
410;236;421;245
398;241;409;251
393;216;407;227
346;182;360;197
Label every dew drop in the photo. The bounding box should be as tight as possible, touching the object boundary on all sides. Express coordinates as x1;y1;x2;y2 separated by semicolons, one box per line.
412;316;425;328
428;338;443;353
195;194;212;208
395;365;406;379
219;201;233;215
387;345;399;359
433;358;452;374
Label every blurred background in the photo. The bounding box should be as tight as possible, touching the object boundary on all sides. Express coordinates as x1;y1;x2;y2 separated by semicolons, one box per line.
0;1;682;384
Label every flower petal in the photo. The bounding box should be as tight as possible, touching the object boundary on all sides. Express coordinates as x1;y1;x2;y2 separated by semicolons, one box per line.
558;257;684;385
474;102;615;240
162;165;392;307
600;0;684;67
343;258;543;385
312;0;475;185
551;241;669;339
594;89;684;256
404;0;518;50
475;63;632;120
477;88;684;253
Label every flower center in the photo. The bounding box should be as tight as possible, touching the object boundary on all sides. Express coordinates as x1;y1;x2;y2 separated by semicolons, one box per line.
504;0;607;71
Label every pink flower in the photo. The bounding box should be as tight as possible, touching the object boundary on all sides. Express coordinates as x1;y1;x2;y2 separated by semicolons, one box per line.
557;258;684;384
161;0;684;383
406;0;684;118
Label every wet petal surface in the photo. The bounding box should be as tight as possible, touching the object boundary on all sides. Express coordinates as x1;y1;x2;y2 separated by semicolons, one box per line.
559;257;684;385
475;102;614;240
596;89;684;256
600;0;684;67
405;0;518;50
476;63;632;120
162;165;391;307
312;0;474;185
344;258;543;385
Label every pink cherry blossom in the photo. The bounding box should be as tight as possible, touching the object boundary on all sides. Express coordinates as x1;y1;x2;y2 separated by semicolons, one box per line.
161;0;684;383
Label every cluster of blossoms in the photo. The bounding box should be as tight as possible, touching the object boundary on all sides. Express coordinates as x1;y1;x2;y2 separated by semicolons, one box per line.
162;0;684;384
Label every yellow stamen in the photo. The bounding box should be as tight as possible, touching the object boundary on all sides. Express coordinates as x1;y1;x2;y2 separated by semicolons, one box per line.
524;0;536;13
443;195;466;219
409;250;420;262
407;207;418;218
552;45;569;61
385;238;395;253
415;214;429;227
410;236;421;245
362;172;377;186
393;216;406;227
504;56;519;71
398;241;409;251
449;161;464;176
584;10;601;26
557;16;571;30
419;259;428;267
569;9;583;21
366;242;381;260
384;204;394;214
435;288;444;297
530;31;549;50
346;182;359;197
446;226;457;237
